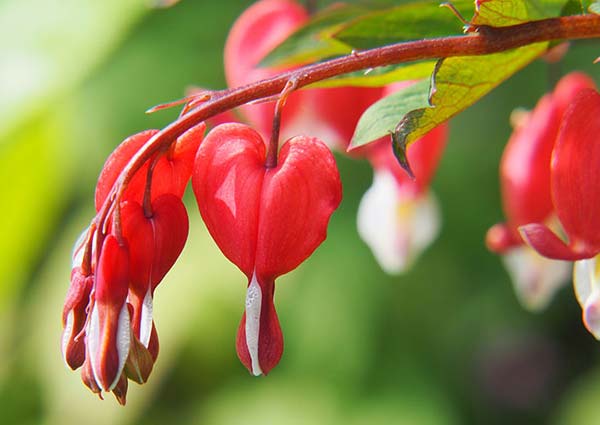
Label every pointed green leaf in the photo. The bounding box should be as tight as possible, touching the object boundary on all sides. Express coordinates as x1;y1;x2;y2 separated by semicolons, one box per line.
349;79;431;148
333;0;474;50
390;43;548;148
472;0;568;26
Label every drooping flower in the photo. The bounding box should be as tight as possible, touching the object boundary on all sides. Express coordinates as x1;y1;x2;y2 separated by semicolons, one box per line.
486;73;596;310
192;123;342;375
356;122;448;273
62;124;203;403
520;87;600;336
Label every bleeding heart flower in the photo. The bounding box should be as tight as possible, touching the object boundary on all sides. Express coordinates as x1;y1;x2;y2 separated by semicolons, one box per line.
85;234;131;393
486;72;596;310
192;123;342;375
357;123;448;273
519;88;600;337
519;88;600;260
121;193;189;361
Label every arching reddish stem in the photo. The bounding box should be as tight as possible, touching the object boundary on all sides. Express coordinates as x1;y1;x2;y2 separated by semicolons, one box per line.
97;14;600;235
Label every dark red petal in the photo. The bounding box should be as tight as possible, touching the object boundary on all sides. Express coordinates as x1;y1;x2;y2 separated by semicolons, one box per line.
255;136;342;280
192;123;266;277
95;130;159;210
61;268;93;370
519;223;592;260
236;278;283;375
89;235;131;391
95;235;129;305
551;89;600;253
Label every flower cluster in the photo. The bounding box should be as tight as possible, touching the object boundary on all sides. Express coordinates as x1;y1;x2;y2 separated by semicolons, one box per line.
61;0;599;405
63;124;204;403
487;72;600;335
486;72;597;310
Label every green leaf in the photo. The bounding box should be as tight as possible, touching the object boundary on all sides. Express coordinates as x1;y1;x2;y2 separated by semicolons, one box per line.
389;43;548;148
333;0;474;50
472;0;568;26
308;61;436;89
350;79;431;148
561;0;585;15
260;4;369;67
590;1;600;13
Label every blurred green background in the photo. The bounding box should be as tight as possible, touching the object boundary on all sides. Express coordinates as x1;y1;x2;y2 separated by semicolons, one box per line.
1;0;600;424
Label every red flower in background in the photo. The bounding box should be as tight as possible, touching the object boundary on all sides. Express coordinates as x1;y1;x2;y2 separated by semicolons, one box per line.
192;123;342;375
519;88;600;336
486;73;596;310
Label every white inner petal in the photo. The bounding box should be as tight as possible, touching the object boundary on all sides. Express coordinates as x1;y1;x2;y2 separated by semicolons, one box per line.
502;245;570;311
87;305;102;389
357;169;440;274
86;303;131;391
357;170;402;273
110;303;131;390
574;258;595;307
140;288;154;348
61;311;75;365
245;273;263;376
584;289;600;340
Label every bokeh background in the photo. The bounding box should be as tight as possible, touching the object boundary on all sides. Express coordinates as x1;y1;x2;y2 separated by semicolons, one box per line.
2;0;600;424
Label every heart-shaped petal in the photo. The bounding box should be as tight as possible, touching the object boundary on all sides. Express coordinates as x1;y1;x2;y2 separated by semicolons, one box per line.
193;123;266;278
121;194;189;294
193;123;342;376
255;135;342;281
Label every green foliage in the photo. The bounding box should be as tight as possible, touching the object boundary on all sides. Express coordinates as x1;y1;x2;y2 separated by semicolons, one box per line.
333;0;473;49
350;0;570;148
259;4;368;67
350;79;430;147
